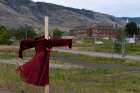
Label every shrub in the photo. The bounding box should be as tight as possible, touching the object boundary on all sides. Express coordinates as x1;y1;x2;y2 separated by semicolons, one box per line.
52;28;64;38
0;26;12;44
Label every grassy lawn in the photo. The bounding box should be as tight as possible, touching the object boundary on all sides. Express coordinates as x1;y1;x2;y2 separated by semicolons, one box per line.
73;39;140;55
0;46;140;93
126;41;140;55
0;64;139;93
73;39;114;52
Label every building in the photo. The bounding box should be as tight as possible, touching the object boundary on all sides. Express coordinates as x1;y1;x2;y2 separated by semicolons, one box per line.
69;26;89;38
69;24;119;39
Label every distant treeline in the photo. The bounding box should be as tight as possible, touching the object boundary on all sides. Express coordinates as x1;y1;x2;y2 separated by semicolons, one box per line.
0;25;37;45
0;25;65;45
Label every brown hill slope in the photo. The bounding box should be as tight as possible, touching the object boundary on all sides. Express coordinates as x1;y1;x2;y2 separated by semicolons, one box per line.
0;0;124;31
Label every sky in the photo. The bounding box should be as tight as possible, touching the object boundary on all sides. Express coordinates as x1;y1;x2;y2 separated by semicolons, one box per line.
32;0;140;17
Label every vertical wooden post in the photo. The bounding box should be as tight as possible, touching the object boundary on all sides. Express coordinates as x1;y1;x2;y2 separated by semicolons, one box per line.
44;16;49;93
45;16;49;39
45;85;49;93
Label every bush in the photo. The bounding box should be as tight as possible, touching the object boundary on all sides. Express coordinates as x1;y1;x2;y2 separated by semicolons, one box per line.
52;28;64;38
114;29;126;54
15;25;37;40
0;26;12;44
0;25;37;44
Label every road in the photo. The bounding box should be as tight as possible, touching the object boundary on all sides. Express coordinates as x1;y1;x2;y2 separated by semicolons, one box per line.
53;48;140;61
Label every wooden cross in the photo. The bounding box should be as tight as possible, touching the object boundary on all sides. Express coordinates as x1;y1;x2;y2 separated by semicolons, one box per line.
44;16;72;93
17;16;72;93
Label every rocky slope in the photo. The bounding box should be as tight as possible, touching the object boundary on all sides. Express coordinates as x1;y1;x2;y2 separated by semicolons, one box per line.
0;0;124;32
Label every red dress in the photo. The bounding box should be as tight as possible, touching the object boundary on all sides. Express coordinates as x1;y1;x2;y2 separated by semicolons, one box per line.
17;37;72;86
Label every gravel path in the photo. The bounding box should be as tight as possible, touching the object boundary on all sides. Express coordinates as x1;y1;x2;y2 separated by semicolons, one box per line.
52;57;140;71
0;56;140;71
1;45;140;61
0;89;14;93
0;58;139;72
0;59;84;69
53;48;140;61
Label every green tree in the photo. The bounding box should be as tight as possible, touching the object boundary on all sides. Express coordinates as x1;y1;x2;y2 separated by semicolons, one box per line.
9;28;17;41
52;28;64;38
15;26;26;40
137;27;140;39
114;29;126;55
0;26;12;44
125;22;138;37
15;26;37;40
25;26;37;39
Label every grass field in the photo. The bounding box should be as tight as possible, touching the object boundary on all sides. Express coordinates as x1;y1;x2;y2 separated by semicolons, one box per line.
0;64;140;93
73;39;140;55
0;46;140;93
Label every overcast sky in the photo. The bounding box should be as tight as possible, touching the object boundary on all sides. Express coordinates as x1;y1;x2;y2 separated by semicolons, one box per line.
32;0;140;17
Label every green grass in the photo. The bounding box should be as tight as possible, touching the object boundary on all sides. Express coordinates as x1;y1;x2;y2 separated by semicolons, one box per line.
0;48;34;59
73;39;140;55
0;64;139;93
73;39;114;52
73;39;93;47
0;46;140;93
126;42;140;55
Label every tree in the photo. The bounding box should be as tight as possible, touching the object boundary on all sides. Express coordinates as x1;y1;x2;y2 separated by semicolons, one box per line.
15;26;37;40
125;22;138;37
15;26;25;40
137;27;140;39
25;26;37;39
9;28;17;41
0;26;12;44
52;28;64;38
114;29;126;56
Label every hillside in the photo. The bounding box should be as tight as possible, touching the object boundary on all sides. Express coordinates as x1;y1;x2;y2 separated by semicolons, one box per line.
0;0;124;32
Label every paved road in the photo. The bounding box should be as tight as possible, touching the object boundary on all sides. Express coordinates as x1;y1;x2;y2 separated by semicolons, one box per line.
53;48;140;61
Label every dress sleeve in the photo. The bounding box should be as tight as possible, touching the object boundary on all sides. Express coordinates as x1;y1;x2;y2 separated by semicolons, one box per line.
50;39;72;48
19;39;35;58
34;36;45;40
36;38;72;49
